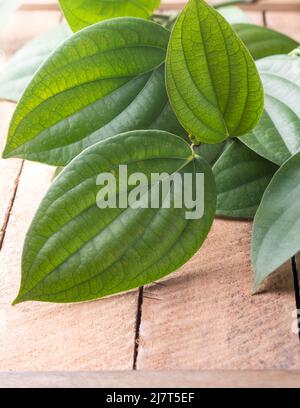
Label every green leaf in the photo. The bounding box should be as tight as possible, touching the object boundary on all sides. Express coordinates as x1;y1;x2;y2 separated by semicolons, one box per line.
3;18;184;166
240;55;300;166
59;0;161;32
14;130;216;304
252;151;300;289
0;24;71;102
217;6;250;24
196;141;228;166
233;23;298;60
166;0;264;145
213;140;278;219
0;0;22;31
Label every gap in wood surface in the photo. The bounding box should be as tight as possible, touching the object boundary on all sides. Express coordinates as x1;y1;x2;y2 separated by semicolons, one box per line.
264;11;300;343
133;287;144;370
0;161;24;252
292;258;300;342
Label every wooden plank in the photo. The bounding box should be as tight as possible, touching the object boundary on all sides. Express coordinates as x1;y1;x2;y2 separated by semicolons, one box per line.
136;220;300;369
0;11;139;371
265;11;300;42
18;1;300;13
159;1;300;12
0;11;63;248
0;160;139;370
135;10;300;371
0;103;23;249
1;370;300;388
0;10;62;56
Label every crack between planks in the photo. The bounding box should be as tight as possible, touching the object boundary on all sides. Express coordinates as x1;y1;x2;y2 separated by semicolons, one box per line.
0;161;24;252
132;286;144;370
291;257;300;342
264;10;300;345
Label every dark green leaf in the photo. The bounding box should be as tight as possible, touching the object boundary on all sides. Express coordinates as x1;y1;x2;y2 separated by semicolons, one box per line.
196;141;228;166
166;0;264;144
233;23;298;60
213;140;278;219
240;55;300;166
0;24;71;102
3;18;184;166
14;130;216;304
252;151;300;289
59;0;161;32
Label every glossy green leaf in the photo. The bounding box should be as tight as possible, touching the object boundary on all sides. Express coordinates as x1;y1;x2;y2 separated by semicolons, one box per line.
233;23;298;60
213;140;278;219
217;6;250;24
0;24;71;102
3;18;184;166
0;0;22;31
240;55;300;166
252;151;300;289
166;0;264;145
59;0;161;32
14;130;216;304
196;141;228;166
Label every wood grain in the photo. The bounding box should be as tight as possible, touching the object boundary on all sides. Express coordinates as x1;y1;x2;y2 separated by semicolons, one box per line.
1;370;300;388
0;11;62;56
0;161;139;371
0;10;139;372
265;11;300;42
18;1;300;13
134;7;300;372
0;3;299;378
136;220;300;369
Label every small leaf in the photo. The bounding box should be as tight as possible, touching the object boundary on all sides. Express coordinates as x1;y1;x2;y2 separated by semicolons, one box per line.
59;0;161;32
0;24;71;102
14;130;216;304
213;140;278;219
217;6;251;24
166;0;264;145
233;23;298;60
240;55;300;166
252;151;300;289
3;18;184;166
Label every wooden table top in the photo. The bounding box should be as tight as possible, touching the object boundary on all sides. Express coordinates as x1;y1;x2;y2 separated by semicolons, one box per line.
0;0;300;387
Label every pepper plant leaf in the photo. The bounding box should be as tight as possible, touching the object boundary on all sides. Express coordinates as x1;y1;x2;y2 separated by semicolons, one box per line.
166;0;264;145
0;24;71;102
3;18;184;166
252;151;300;290
213;140;278;219
233;24;298;61
240;55;300;166
14;130;216;304
196;141;229;166
59;0;161;32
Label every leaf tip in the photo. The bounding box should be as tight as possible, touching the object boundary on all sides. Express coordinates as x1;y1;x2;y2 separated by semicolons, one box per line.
12;292;26;306
2;146;14;159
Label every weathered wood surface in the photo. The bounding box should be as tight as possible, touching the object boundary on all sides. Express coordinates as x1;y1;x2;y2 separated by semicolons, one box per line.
0;11;139;372
0;2;299;383
19;1;300;12
1;370;300;388
135;9;300;371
